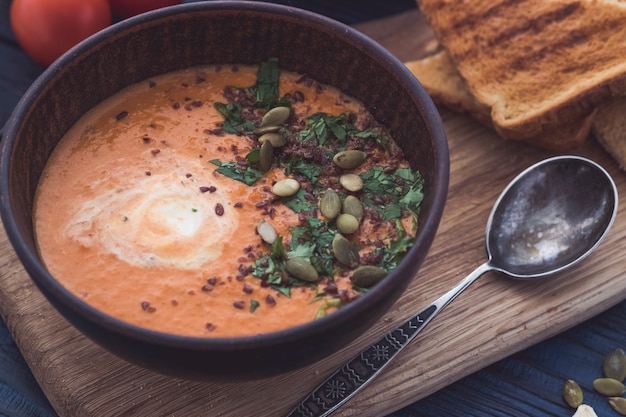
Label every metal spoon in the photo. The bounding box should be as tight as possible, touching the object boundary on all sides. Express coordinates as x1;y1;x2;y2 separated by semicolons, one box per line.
287;155;618;417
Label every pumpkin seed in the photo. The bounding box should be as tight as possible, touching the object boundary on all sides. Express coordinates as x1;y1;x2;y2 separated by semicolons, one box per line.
320;188;341;220
259;140;273;172
259;132;287;148
261;106;290;127
253;125;280;135
315;308;327;320
336;213;359;234
257;220;277;244
604;348;626;382
562;379;583;409
332;150;366;169
609;397;626;415
342;195;364;222
339;173;364;192
272;178;300;197
285;257;319;282
332;233;359;268
350;265;387;288
593;378;625;396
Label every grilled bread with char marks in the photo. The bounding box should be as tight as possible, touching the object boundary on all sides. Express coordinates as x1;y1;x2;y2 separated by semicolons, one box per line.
405;50;594;151
415;0;626;142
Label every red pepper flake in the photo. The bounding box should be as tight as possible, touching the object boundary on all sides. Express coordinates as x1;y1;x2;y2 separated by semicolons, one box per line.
142;137;151;144
188;289;196;295
233;300;245;309
186;173;193;178
171;299;178;306
215;203;224;216
151;149;161;156
140;301;156;312
242;283;253;294
200;186;217;193
203;128;224;136
292;91;305;103
201;283;214;292
205;323;216;332
324;282;339;295
145;171;151;176
207;276;218;285
192;100;203;108
234;202;243;208
265;295;276;306
148;81;156;88
172;102;181;110
195;72;206;83
115;111;129;121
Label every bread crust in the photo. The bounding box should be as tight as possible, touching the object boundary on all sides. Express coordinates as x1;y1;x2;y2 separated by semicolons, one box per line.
416;0;626;138
592;96;626;168
405;50;592;151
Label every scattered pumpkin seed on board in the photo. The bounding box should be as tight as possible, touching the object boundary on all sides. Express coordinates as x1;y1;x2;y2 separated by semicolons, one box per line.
609;396;626;415
593;377;625;397
563;379;583;409
604;348;626;382
563;348;626;413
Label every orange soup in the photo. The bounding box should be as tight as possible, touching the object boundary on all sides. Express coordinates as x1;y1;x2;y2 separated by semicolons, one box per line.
34;60;424;337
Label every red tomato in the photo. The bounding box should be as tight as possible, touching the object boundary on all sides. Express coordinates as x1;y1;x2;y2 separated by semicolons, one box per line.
108;0;182;19
10;0;112;67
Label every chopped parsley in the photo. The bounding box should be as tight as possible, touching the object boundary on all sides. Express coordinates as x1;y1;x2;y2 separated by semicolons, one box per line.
243;58;291;110
209;159;264;186
281;188;318;213
298;112;356;148
283;158;323;184
372;220;416;271
214;102;255;134
360;166;424;222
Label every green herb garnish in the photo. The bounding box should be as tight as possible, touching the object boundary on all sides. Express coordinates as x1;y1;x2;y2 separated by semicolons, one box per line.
298;112;356;147
360;165;424;222
282;189;317;214
283;158;323;184
214;102;256;134
371;220;415;271
243;58;291;110
209;159;264;186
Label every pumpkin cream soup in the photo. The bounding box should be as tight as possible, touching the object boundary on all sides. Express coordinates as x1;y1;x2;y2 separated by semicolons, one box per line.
34;59;424;337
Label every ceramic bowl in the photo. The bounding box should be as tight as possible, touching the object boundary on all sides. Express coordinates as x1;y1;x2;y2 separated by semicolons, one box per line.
0;1;449;380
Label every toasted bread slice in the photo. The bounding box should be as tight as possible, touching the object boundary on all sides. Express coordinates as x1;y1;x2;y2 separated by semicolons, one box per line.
406;50;492;126
592;97;626;169
415;0;626;140
405;50;592;151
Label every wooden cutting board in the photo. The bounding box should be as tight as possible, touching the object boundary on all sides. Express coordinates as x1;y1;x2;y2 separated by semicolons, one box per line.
2;9;626;417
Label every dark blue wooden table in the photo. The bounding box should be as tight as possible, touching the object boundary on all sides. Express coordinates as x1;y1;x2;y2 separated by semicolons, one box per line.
1;1;625;416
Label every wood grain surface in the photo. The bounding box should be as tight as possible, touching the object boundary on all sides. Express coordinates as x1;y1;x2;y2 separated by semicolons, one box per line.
1;9;625;417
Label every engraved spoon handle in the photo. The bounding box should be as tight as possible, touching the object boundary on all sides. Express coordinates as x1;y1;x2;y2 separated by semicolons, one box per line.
285;262;492;417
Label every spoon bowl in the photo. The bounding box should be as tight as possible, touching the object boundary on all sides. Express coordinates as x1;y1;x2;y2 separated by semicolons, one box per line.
488;155;618;278
288;155;618;417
